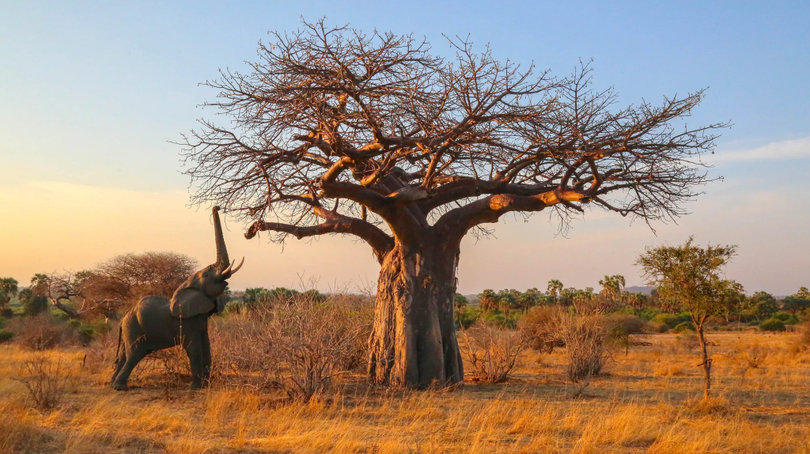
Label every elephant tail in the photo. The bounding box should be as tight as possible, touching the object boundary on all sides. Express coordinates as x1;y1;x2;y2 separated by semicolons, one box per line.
114;324;122;364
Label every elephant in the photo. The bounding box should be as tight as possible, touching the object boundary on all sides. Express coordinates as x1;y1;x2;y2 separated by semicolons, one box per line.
111;206;243;391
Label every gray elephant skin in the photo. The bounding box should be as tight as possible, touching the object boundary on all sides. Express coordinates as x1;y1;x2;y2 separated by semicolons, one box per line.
111;206;243;390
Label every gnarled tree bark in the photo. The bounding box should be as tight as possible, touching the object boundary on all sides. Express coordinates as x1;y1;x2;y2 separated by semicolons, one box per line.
368;233;463;387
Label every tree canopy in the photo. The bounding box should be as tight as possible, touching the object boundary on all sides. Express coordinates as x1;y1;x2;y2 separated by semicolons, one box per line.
33;252;198;319
181;19;726;261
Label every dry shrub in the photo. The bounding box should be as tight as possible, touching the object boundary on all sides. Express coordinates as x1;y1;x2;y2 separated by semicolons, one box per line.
743;346;767;368
13;352;74;410
604;314;646;354
10;315;67;350
792;320;810;353
653;363;686;377
683;395;732;416
143;345;192;382
83;324;120;374
676;332;700;351
211;293;373;401
518;306;564;352
555;313;607;382
461;322;526;383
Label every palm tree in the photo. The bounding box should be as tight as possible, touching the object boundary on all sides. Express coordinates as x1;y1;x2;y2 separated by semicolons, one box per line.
547;279;564;304
627;292;648;315
479;289;498;312
598;275;625;301
598;275;616;299
0;277;19;310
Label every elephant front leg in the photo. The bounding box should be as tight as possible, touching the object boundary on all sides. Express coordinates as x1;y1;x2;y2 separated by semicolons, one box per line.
184;333;205;390
201;329;212;387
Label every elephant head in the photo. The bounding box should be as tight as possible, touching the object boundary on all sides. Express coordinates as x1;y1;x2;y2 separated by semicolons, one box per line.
170;206;244;318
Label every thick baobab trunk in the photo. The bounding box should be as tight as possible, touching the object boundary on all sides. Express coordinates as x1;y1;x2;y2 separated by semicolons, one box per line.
368;235;464;388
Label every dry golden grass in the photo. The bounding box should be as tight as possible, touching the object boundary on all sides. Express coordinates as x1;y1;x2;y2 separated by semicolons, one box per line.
2;332;810;453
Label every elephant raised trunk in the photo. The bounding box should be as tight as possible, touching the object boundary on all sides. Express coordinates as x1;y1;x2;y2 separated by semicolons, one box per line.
212;206;243;278
213;206;229;269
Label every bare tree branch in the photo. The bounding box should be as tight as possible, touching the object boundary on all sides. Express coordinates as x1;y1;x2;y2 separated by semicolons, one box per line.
178;19;726;249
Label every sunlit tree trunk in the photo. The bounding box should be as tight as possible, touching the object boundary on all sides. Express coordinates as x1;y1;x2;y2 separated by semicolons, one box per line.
694;317;712;399
368;233;463;388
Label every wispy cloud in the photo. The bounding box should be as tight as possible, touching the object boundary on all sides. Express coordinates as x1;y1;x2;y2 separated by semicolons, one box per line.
710;137;810;162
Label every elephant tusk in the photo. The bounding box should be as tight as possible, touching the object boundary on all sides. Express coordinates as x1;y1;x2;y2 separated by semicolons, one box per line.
229;257;245;275
221;259;235;276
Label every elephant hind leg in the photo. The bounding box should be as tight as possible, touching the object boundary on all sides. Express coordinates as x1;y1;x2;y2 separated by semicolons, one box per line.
110;352;127;386
111;346;148;391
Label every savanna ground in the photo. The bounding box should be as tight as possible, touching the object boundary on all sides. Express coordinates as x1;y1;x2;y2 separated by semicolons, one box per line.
2;329;810;454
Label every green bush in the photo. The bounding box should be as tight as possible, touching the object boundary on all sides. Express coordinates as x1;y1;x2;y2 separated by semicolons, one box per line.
652;313;689;330
759;318;786;332
0;308;13;318
23;296;49;316
772;312;800;325
672;321;696;333
0;329;12;343
92;320;114;335
481;311;519;329
637;308;661;321
614;306;660;321
78;326;95;346
614;306;636;316
456;307;481;329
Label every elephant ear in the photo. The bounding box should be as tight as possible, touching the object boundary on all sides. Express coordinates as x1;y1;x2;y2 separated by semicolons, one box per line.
170;288;215;318
214;294;230;314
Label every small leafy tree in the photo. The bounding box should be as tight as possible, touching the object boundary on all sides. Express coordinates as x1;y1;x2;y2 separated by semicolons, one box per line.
18;289;49;316
717;280;745;322
782;295;810;316
453;293;468;319
743;291;779;321
0;278;19;310
637;237;738;398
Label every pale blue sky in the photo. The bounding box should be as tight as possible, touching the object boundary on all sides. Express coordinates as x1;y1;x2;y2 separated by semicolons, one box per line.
1;1;809;295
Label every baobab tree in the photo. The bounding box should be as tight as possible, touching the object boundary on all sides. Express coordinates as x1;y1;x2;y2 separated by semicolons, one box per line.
179;20;726;388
